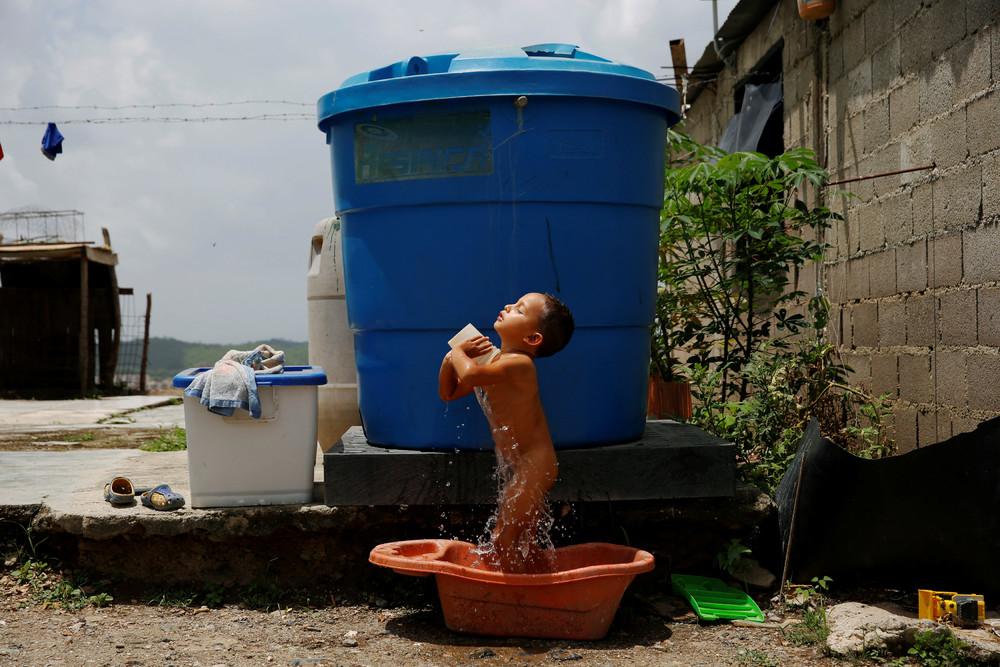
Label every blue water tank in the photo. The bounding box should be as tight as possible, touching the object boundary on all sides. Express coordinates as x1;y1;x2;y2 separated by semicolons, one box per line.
317;44;680;450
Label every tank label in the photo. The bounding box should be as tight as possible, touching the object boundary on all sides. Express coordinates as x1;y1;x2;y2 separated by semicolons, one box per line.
354;111;493;183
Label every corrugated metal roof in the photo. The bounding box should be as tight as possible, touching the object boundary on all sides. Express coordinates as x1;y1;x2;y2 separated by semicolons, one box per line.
0;242;117;265
688;0;779;104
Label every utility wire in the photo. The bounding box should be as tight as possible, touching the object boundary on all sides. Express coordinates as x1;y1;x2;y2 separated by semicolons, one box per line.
0;113;314;125
0;99;311;112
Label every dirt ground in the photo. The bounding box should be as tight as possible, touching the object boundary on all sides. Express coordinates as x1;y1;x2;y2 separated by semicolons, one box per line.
0;428;176;452
0;563;850;667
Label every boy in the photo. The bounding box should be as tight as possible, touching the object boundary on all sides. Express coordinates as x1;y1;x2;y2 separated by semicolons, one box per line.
438;292;574;573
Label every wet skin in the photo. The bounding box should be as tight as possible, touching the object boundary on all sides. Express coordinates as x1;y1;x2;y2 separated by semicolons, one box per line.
438;293;559;573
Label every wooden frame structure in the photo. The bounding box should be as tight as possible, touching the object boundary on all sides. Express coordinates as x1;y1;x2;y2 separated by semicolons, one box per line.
0;242;121;397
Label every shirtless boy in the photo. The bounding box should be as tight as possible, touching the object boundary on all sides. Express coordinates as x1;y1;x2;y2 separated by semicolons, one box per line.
438;292;574;573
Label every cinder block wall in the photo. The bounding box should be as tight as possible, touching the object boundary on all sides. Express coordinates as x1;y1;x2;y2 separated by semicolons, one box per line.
683;0;1000;451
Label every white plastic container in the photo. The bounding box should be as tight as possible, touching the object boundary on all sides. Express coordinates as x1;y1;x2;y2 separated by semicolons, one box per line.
307;217;360;450
173;366;327;508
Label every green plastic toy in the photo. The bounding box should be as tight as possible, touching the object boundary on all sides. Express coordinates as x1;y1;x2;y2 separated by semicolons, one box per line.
670;574;765;622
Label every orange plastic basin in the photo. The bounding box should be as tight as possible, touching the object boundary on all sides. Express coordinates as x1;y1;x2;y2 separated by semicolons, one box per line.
369;539;654;640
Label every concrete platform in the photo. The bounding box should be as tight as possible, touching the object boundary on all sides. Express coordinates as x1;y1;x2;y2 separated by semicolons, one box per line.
0;419;766;589
324;421;735;506
0;395;184;433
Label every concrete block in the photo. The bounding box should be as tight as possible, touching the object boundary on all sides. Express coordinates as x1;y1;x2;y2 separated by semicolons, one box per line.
872;352;900;397
889;77;920;138
911;182;934;236
847;57;874;117
894;0;923;29
883;192;913;245
843;351;872;387
825;261;848;303
918;58;956;120
853;300;879;347
917;409;938;447
935;349;968;408
829;33;847;82
938;288;979;346
829;303;845;345
933;164;983;232
984;152;1000;219
863;97;891;154
951;31;993;105
966;0;1000;33
968;352;1000;411
844;15;868;72
865;0;895;51
928;109;968;170
896;240;929;292
878;299;907;346
846;255;871;299
893;404;918;452
899;352;934;403
860;201;887;251
931;232;963;287
870;143;904;196
900;8;932;73
963;223;1000;283
871;249;898;297
900;125;933;185
967;92;1000;157
994;20;1000;81
906;293;936;346
872;36;901;93
979;286;1000;346
926;0;970;59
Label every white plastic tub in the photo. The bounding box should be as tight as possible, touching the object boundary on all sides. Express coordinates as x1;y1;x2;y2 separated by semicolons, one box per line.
172;366;327;508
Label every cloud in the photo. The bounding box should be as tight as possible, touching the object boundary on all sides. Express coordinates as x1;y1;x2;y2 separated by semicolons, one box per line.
0;0;735;342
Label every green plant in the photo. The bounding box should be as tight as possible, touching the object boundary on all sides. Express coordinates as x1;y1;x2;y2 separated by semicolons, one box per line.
63;431;95;443
783;576;832;647
141;426;186;452
12;559;112;610
736;648;779;666
716;538;752;578
656;130;837;396
907;629;973;667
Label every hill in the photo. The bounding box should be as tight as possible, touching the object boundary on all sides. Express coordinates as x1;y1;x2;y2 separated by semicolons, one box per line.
131;337;309;380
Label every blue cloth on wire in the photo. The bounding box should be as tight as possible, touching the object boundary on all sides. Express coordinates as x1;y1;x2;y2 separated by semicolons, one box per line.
41;123;64;161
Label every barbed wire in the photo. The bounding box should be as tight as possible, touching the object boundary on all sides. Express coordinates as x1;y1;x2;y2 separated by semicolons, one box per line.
0;99;311;112
0;113;314;125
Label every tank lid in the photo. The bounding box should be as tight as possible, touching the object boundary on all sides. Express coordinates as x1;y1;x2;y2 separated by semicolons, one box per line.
317;43;679;129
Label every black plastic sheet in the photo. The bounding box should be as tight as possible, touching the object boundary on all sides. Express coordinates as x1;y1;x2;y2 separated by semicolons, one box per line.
776;417;1000;595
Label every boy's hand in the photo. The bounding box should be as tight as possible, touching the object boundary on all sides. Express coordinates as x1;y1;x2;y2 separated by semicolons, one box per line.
458;335;493;358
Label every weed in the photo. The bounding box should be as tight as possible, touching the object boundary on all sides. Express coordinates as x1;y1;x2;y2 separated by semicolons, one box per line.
783;576;832;647
12;559;112;610
716;538;752;578
906;629;974;667
736;648;779;667
62;431;96;443
141;426;186;452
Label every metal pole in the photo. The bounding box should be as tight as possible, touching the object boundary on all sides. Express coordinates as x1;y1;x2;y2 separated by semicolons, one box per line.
139;292;151;394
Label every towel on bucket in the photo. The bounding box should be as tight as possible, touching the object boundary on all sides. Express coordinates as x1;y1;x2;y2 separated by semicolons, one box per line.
183;344;285;418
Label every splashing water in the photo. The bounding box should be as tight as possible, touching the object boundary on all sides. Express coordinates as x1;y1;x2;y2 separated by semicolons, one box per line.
471;387;556;573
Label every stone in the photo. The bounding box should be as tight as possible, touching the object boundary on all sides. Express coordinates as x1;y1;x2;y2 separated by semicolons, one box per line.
825;601;936;656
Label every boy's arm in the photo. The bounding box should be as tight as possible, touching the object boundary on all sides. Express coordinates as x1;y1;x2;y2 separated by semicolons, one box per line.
450;337;528;387
438;352;475;401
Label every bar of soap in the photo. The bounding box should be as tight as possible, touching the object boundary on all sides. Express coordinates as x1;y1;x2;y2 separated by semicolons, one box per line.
448;323;500;365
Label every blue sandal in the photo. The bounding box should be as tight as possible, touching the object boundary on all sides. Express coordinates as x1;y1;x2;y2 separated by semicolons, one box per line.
103;476;138;505
140;484;185;511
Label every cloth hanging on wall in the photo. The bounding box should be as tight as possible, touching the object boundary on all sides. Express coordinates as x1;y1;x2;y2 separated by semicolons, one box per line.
41;123;64;160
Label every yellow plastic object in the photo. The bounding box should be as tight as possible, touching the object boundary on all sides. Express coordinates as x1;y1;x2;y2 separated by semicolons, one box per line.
918;589;985;627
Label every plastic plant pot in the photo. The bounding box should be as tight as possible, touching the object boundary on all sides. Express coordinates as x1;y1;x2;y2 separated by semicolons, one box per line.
369;539;654;640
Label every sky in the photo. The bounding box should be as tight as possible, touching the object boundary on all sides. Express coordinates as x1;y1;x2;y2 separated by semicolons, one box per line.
0;0;737;344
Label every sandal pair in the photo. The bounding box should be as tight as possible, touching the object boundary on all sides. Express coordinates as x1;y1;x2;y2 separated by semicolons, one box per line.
103;477;184;511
